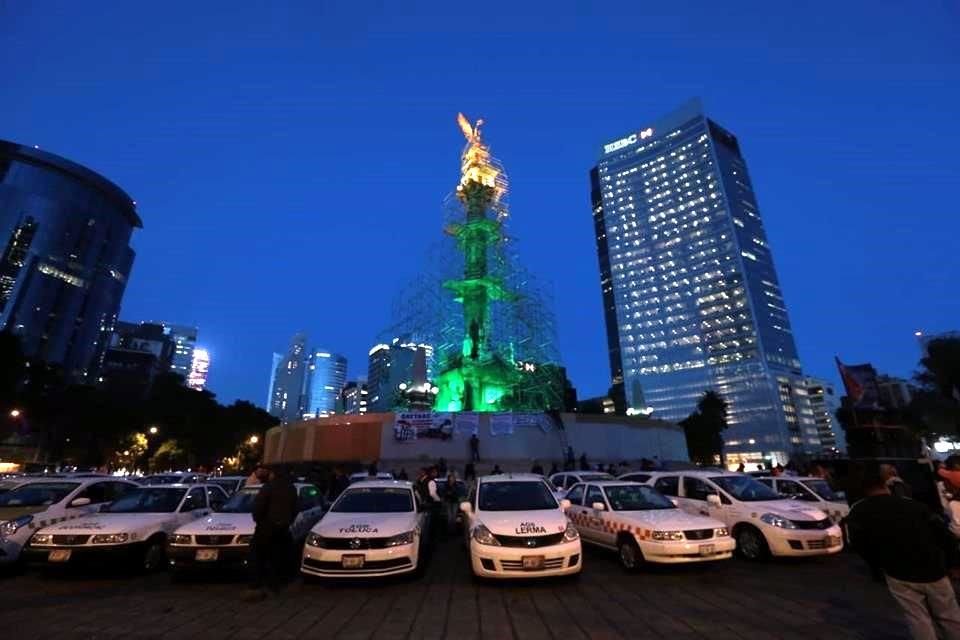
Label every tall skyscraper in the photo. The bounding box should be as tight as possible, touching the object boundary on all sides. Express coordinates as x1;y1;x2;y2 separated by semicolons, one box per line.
805;377;845;455
340;380;369;415
267;333;308;423
592;99;817;465
160;323;198;381
367;335;434;412
302;349;348;418
0;140;140;381
187;347;210;391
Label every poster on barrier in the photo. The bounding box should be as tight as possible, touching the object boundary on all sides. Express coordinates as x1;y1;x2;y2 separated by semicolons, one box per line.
514;413;552;433
455;412;480;436
489;412;514;437
393;412;454;442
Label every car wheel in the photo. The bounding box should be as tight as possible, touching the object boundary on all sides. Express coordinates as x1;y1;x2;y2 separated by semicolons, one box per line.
143;539;166;572
618;538;643;571
736;527;769;561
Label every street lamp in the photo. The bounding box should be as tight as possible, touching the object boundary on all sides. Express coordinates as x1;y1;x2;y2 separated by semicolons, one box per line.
9;409;21;419
148;426;158;435
248;435;259;445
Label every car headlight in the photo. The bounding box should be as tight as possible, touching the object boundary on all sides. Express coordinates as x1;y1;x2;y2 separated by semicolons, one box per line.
31;533;53;545
0;515;33;537
236;535;253;545
384;530;416;547
562;523;579;542
92;533;129;544
760;513;797;529
651;530;684;541
471;524;500;546
169;534;192;545
715;527;730;537
306;533;325;548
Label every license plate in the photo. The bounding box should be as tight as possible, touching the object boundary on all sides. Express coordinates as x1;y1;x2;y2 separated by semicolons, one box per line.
342;554;365;569
699;544;715;556
48;549;71;563
522;555;545;570
195;549;219;562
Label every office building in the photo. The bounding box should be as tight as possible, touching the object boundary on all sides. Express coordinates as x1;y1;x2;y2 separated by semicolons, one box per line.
805;377;845;455
187;347;210;391
367;334;434;412
267;333;308;423
591;99;816;465
0;140;140;381
160;323;197;381
100;321;173;396
303;349;348;418
876;374;915;410
340;380;369;415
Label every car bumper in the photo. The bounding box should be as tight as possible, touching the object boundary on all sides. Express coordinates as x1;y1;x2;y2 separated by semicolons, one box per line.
469;538;582;578
765;526;844;557
300;541;419;578
167;544;250;570
639;537;736;563
26;542;148;565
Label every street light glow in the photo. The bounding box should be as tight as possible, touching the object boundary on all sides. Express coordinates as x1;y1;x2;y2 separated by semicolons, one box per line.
249;435;259;445
148;426;158;435
9;409;21;418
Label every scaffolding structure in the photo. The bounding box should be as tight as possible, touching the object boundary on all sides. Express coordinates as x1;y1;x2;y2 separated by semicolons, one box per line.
380;114;565;412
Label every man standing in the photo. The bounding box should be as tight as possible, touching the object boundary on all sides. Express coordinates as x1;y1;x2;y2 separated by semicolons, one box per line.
469;434;480;462
427;466;443;537
846;469;960;639
246;466;298;601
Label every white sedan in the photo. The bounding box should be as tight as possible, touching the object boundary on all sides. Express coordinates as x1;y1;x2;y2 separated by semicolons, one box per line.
301;480;427;578
566;481;734;569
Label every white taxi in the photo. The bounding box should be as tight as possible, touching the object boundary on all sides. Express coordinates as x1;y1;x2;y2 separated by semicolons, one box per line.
461;473;581;579
566;481;733;569
757;476;849;524
0;477;138;566
301;480;427;578
644;471;843;560
168;483;326;573
28;484;227;571
548;472;613;500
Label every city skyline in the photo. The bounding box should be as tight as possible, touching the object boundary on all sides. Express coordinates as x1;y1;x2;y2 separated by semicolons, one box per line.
3;2;957;406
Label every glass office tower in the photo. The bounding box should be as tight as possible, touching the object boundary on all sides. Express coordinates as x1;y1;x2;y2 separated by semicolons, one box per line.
591;99;818;464
303;349;348;418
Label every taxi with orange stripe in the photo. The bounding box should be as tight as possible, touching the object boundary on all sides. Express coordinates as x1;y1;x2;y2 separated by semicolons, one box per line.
566;481;734;570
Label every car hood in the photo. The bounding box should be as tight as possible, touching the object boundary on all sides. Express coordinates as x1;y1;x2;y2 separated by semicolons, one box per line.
315;512;417;537
477;510;570;537
42;513;174;538
0;505;50;522
175;513;253;536
750;500;827;521
619;508;725;530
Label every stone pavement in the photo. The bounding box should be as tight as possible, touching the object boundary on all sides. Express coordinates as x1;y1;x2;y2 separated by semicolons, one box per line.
0;540;911;640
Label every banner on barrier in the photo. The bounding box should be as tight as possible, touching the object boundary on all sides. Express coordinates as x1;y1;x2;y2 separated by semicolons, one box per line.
393;412;454;443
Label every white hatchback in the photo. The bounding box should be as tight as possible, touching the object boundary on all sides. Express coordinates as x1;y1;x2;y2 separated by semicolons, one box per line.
0;477;138;566
301;480;427;578
644;471;843;560
567;481;734;569
461;474;581;579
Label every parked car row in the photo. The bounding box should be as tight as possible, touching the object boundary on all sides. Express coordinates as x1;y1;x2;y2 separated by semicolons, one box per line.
1;471;844;582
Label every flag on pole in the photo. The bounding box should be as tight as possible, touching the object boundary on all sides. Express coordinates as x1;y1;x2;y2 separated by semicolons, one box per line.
835;356;865;403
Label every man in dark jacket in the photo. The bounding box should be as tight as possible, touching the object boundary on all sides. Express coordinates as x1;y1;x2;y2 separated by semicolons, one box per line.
846;469;960;639
246;466;298;600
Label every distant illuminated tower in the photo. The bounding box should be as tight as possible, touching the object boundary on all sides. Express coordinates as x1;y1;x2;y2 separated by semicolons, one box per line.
186;347;210;391
302;349;347;418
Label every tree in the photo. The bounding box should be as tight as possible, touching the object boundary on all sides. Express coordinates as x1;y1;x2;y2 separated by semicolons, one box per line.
681;390;729;466
0;330;26;407
910;336;960;437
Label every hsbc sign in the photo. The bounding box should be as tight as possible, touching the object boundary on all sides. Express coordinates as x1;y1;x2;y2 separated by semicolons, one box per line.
603;127;654;154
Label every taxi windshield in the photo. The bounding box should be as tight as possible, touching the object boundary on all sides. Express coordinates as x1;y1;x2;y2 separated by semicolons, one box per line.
0;482;79;507
219;488;258;513
709;476;780;502
105;488;187;513
804;479;841;501
331;488;413;513
479;481;558;511
604;485;675;511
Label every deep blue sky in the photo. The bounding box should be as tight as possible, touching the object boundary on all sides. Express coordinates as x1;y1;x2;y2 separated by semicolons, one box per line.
2;2;958;406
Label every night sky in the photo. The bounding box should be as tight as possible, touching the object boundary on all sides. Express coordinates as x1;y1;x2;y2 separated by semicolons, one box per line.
2;2;958;406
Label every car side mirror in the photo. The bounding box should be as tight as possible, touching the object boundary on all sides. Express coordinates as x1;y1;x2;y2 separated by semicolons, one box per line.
70;497;91;508
560;499;572;511
591;502;606;511
706;494;722;507
459;500;472;514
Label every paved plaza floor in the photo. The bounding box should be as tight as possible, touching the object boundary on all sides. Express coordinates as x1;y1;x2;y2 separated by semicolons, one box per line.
1;540;912;639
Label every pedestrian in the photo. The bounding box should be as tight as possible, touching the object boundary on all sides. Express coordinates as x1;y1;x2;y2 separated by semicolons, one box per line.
548;462;559;476
772;464;784;477
881;464;912;499
246;463;269;487
329;466;349;502
491;464;503;475
398;467;409;481
427;466;443;537
531;460;544;475
469;433;480;462
246;466;298;601
579;454;589;471
443;471;460;533
565;446;575;470
846;468;960;639
464;463;476;483
736;463;746;473
367;462;379;478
